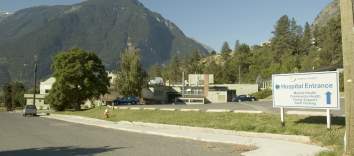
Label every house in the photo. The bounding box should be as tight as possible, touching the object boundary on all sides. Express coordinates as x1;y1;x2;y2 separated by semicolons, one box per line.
24;71;118;109
24;77;55;110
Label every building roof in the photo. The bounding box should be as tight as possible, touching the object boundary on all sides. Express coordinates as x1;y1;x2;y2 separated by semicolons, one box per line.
40;77;56;85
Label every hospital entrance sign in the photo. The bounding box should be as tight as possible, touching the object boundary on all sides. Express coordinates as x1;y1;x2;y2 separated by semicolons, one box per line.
272;71;340;128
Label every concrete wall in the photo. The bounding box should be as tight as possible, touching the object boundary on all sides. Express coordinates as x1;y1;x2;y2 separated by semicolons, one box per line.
24;94;50;110
188;74;214;86
207;91;227;103
142;87;168;103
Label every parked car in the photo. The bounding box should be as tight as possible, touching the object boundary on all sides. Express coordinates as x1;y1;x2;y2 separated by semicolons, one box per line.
23;105;37;116
113;96;140;105
232;95;257;102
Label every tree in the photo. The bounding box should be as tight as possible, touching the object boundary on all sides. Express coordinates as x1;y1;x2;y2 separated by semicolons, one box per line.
2;83;12;111
10;81;26;108
115;45;146;97
302;22;312;55
271;15;291;63
162;55;181;85
210;50;217;55
234;40;241;52
1;81;25;111
238;44;252;76
289;17;303;56
221;42;232;59
148;64;162;79
47;48;110;111
317;16;342;66
185;49;203;74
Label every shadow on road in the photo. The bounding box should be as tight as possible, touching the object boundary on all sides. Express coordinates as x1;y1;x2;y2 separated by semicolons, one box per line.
0;146;126;156
295;116;345;126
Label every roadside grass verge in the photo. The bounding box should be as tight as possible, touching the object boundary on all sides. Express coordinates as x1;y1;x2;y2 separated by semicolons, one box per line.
0;107;6;112
57;107;345;156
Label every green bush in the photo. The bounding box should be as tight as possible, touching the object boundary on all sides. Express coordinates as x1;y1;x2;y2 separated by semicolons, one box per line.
251;89;272;99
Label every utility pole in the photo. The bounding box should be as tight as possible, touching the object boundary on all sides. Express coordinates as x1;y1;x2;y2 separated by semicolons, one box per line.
182;71;185;98
340;0;354;155
33;56;38;108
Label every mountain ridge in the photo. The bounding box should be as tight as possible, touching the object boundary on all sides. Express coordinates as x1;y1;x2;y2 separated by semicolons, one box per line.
0;0;208;85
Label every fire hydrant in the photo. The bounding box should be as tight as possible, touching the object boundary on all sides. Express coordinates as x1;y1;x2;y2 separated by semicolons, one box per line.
104;108;110;118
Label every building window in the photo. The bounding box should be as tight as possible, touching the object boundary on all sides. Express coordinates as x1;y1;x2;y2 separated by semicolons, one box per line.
45;90;50;93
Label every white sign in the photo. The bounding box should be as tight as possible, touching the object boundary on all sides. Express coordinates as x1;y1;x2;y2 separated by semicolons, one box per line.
272;71;340;110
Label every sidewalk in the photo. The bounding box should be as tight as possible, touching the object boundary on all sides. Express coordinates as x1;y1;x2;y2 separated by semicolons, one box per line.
44;114;327;156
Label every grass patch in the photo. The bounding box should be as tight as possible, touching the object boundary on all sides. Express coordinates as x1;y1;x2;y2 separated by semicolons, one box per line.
57;107;345;156
0;107;6;112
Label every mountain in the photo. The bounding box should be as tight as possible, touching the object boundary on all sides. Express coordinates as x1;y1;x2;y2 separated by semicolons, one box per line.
312;0;349;27
0;0;207;86
0;10;11;22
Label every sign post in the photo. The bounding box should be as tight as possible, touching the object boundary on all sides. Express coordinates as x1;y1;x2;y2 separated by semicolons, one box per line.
326;109;331;129
280;107;285;127
272;71;340;128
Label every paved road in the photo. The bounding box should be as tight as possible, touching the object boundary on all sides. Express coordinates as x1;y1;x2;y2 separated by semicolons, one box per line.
117;99;345;116
0;113;241;156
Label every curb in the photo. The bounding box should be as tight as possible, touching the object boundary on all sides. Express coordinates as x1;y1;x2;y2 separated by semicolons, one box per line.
109;106;266;114
233;110;263;114
180;109;200;112
118;107;129;110
159;108;176;111
206;109;231;113
129;107;141;110
143;108;157;111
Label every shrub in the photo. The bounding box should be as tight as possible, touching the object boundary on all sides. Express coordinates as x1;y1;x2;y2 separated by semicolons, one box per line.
251;89;272;99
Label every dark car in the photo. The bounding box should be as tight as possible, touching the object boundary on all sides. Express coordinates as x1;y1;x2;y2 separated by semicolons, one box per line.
23;105;37;116
232;95;257;102
113;96;140;105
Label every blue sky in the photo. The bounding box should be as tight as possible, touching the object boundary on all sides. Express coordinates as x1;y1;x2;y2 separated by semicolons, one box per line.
0;0;332;51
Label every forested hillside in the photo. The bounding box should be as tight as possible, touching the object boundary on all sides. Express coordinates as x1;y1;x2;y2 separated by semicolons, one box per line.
153;14;342;84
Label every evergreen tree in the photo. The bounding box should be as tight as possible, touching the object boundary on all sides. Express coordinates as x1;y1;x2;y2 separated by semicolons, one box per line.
234;40;241;52
289;17;303;56
271;15;291;63
148;64;162;78
162;55;181;85
221;42;232;59
210;50;217;55
317;16;342;66
116;45;146;97
3;83;12;111
10;81;26;108
237;44;252;83
185;49;203;74
1;81;26;111
203;60;224;83
302;22;312;55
